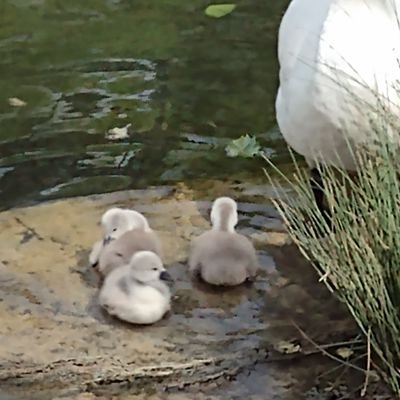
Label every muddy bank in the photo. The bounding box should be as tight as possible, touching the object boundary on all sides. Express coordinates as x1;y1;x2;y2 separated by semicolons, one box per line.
0;182;360;398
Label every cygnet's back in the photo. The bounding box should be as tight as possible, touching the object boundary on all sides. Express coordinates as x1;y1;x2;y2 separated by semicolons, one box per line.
189;197;259;286
98;251;172;325
98;228;162;278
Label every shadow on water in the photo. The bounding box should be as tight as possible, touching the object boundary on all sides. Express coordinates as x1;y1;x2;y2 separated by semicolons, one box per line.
0;0;291;211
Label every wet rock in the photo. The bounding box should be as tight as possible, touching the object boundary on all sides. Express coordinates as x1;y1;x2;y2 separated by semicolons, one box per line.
0;187;357;397
251;231;291;247
0;187;278;388
77;393;97;400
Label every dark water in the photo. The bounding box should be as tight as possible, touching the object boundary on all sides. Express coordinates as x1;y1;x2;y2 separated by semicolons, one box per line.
0;0;291;210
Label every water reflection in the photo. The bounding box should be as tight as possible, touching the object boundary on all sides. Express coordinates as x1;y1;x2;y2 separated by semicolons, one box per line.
0;0;289;210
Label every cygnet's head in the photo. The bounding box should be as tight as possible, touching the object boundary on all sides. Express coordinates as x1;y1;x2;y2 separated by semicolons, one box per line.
210;196;238;233
101;208;150;243
129;251;173;284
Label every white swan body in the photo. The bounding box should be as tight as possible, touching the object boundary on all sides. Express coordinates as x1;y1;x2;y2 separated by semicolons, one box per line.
276;0;400;170
98;251;172;325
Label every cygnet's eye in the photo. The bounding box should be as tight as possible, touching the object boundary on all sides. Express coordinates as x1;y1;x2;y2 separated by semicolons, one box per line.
152;267;158;271
112;228;117;232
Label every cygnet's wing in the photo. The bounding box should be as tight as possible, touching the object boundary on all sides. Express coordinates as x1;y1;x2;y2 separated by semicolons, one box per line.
189;231;213;276
237;233;259;278
98;228;162;276
190;231;258;285
188;236;201;276
113;228;162;257
89;239;103;266
99;265;170;324
98;265;131;313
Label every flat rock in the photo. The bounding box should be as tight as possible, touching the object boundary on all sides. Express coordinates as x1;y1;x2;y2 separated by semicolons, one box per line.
0;186;355;397
0;186;284;389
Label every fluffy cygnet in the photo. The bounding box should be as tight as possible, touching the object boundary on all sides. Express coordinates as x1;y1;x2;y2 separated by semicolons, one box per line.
97;226;162;278
189;196;259;286
101;207;152;242
89;207;161;273
98;251;173;325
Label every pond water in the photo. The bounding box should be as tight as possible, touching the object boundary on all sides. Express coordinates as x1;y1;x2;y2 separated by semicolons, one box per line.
0;0;290;211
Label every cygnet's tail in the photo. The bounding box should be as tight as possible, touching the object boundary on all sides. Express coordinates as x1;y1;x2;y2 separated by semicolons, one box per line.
200;261;247;286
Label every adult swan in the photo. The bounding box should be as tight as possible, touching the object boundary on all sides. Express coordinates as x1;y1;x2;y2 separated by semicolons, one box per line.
276;0;400;213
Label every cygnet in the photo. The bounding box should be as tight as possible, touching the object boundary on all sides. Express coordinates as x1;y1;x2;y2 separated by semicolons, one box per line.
189;197;259;286
97;226;162;278
89;207;161;275
98;251;173;325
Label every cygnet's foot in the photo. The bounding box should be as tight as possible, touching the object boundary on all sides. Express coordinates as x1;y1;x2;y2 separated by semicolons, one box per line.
162;309;172;319
189;268;202;282
244;276;257;285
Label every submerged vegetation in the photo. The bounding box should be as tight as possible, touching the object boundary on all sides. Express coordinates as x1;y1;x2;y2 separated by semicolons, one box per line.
265;122;400;395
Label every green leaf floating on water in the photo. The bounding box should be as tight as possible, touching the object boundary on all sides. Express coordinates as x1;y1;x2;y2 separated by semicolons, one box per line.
205;4;236;18
225;134;261;158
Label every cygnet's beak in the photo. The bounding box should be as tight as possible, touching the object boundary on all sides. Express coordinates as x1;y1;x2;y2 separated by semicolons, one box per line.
159;270;173;282
103;236;112;245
